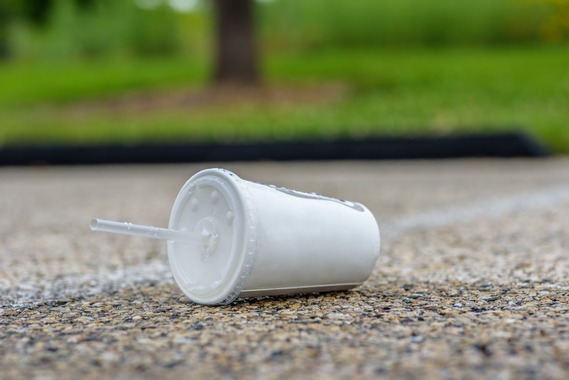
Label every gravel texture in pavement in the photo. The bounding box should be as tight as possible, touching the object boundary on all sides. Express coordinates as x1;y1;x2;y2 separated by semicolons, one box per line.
1;160;568;379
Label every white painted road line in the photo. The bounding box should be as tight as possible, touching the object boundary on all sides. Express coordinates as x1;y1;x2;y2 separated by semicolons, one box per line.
382;184;569;236
2;184;569;307
0;261;172;308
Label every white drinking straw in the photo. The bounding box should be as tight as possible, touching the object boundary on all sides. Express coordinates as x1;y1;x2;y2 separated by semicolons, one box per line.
90;218;203;246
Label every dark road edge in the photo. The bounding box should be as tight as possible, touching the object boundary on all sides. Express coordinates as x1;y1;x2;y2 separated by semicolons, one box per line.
0;133;548;166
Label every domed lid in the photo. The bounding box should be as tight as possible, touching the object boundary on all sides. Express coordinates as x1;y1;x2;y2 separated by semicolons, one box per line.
167;169;257;305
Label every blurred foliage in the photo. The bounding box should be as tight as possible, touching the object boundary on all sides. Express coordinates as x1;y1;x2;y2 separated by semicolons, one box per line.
259;0;551;51
1;0;568;62
539;0;569;41
1;47;568;153
1;0;568;152
4;0;198;60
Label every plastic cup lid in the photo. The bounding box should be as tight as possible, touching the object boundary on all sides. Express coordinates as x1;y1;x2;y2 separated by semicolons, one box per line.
167;169;257;305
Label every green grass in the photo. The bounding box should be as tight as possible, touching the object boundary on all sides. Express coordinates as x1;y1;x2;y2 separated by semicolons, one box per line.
0;57;208;105
1;46;568;153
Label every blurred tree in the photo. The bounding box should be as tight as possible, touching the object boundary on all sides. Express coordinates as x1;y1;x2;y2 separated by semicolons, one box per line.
213;0;259;85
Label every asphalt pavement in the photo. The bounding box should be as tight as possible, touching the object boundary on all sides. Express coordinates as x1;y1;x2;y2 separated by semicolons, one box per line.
1;159;568;379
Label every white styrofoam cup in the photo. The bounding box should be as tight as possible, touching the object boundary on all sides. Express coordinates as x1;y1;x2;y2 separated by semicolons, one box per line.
167;168;381;305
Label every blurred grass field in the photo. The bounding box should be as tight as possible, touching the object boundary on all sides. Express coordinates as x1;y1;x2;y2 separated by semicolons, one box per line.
1;0;568;152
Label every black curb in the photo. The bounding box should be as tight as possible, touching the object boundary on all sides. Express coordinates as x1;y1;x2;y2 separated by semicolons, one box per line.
0;133;548;166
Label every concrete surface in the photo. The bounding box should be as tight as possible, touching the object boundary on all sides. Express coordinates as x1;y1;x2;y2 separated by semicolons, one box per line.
1;160;568;379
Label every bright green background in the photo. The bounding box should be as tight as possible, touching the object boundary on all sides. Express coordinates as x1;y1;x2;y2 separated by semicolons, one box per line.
1;0;568;152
